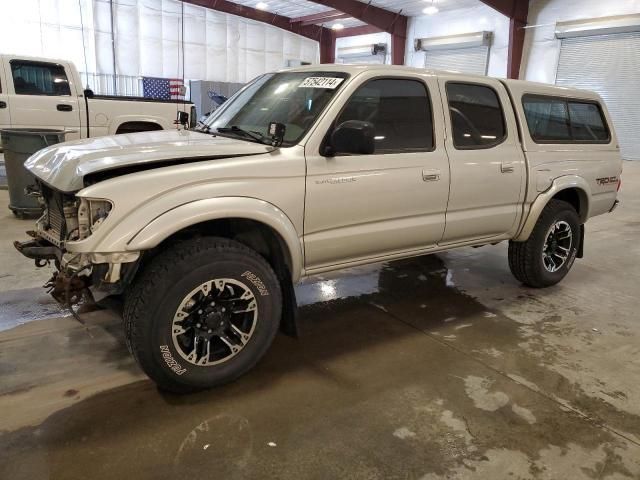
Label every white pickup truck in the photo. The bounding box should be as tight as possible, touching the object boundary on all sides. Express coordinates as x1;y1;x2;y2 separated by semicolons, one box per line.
0;54;195;142
15;65;622;393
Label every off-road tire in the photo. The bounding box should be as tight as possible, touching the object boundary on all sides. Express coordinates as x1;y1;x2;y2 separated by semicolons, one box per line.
123;237;282;393
508;199;580;288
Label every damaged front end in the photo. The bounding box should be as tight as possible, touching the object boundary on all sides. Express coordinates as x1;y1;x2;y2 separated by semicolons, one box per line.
14;182;140;317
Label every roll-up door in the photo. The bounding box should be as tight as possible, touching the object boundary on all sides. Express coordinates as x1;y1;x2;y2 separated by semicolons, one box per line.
415;31;491;76
337;44;387;65
338;53;385;64
556;32;640;160
425;46;489;76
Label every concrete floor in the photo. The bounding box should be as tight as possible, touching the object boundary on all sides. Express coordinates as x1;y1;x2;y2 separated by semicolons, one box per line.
0;162;639;479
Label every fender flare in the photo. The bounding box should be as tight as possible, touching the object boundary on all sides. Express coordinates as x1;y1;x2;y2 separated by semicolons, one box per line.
126;197;304;281
514;175;591;242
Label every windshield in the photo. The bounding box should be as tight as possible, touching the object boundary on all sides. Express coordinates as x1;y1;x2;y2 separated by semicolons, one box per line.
202;71;350;147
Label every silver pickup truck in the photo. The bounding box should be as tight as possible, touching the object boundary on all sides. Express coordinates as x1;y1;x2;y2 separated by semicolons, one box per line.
15;65;622;392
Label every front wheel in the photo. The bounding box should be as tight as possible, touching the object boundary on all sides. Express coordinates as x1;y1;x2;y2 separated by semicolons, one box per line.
508;199;580;288
123;237;282;393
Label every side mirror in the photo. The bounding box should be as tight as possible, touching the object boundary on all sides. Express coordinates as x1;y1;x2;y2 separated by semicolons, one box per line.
329;120;375;155
83;88;95;99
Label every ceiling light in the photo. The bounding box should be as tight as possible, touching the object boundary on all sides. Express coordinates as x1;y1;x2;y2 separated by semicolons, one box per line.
423;5;439;14
332;23;345;30
256;2;268;10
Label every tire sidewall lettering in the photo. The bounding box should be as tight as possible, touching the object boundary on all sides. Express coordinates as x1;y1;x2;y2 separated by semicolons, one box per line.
566;247;577;270
160;345;188;375
241;270;270;296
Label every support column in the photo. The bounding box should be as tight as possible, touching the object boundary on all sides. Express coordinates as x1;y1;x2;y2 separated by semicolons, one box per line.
391;15;408;65
507;15;527;79
320;30;337;63
391;17;407;65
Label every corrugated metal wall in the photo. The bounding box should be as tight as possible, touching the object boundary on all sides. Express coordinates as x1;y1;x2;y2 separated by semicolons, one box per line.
556;32;640;160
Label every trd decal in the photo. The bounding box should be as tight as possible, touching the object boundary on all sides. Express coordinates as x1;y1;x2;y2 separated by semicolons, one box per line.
596;176;618;186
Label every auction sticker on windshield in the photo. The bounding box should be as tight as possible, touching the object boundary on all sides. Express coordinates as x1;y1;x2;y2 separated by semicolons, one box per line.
299;77;345;89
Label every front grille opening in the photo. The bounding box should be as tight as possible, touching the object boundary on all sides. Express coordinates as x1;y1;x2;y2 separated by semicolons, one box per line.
40;183;73;243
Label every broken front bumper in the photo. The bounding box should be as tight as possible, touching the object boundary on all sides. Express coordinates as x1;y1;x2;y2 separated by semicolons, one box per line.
14;237;61;267
14;236;141;305
14;238;90;305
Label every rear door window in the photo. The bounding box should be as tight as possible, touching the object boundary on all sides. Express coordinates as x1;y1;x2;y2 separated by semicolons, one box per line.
446;82;506;149
522;95;610;143
10;60;71;96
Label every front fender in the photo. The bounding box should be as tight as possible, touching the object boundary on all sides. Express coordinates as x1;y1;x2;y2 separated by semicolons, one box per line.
126;197;304;281
514;175;591;242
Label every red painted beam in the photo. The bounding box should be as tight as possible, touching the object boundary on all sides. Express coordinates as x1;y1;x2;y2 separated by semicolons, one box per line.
479;0;528;79
391;16;407;66
305;0;407;37
182;0;331;42
507;0;528;78
320;30;337;63
306;0;408;65
290;9;350;26
478;0;526;21
333;24;383;38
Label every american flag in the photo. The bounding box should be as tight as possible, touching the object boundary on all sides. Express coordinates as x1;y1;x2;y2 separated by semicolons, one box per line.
142;77;184;100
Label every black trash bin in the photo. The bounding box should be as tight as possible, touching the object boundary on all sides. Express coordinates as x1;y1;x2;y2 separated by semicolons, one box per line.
0;129;66;218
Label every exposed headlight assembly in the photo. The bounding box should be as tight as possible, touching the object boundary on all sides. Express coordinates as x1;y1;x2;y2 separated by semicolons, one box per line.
77;198;113;239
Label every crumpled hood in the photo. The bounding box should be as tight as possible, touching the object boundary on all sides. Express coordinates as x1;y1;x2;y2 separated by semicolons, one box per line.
24;129;275;192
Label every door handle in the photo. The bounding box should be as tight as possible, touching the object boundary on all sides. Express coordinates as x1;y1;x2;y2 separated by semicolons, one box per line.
422;169;441;182
501;162;515;173
0;101;6;109
57;104;73;112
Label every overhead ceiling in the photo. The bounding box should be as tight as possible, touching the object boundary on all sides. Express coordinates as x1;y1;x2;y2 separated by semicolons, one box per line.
357;0;484;17
230;0;484;28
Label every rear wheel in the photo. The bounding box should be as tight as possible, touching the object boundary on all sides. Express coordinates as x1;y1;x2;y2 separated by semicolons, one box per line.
123;237;282;393
508;199;580;288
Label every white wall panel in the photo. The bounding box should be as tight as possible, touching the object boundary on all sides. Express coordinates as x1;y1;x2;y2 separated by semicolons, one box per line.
0;0;319;85
139;0;164;77
114;0;140;76
205;11;226;82
93;0;115;74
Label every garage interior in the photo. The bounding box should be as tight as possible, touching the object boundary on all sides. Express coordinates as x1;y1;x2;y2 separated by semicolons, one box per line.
1;0;640;479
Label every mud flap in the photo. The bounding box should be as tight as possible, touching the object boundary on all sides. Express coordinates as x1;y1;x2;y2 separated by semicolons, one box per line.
279;269;299;338
577;224;585;259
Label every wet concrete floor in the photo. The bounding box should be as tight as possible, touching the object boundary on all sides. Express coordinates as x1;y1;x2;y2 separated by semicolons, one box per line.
0;162;639;479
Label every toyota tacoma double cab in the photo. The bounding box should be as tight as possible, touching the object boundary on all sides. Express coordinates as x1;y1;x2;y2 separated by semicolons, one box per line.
15;65;622;393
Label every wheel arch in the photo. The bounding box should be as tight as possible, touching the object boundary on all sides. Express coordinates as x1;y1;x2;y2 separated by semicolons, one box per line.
115;120;164;134
515;176;591;242
127;197;304;283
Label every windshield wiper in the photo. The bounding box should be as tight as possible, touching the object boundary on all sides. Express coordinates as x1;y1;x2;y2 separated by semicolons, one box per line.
195;122;212;133
216;126;269;144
